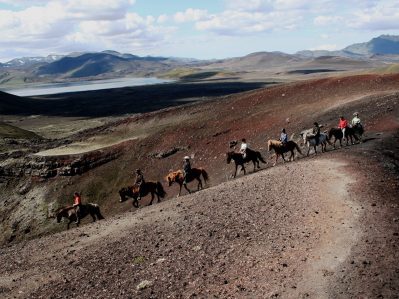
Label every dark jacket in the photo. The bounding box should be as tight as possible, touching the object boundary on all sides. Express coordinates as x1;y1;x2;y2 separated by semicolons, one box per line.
183;161;191;174
135;173;145;185
312;125;320;136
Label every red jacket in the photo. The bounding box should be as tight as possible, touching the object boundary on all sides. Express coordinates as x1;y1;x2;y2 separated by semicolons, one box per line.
74;195;82;206
338;119;348;129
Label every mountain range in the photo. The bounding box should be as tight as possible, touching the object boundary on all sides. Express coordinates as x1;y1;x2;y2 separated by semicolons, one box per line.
1;35;399;85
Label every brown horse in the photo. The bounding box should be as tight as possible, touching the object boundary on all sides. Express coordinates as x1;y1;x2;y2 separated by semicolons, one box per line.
165;168;209;197
119;181;166;208
56;203;104;230
267;140;303;166
226;148;267;178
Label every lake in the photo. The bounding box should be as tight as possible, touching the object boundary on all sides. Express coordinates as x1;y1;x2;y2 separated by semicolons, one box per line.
3;77;173;97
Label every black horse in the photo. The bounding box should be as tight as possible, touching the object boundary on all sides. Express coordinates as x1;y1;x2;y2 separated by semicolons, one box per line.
119;181;166;208
226;148;267;178
328;127;359;148
352;124;364;142
55;203;104;230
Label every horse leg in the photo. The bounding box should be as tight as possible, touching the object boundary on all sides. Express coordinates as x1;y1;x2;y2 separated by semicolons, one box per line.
178;184;182;197
233;164;238;178
156;192;161;203
183;183;191;194
67;220;72;230
307;145;310;157
133;198;139;208
149;192;154;205
242;165;246;175
273;154;278;166
290;151;294;161
281;153;286;162
91;212;96;222
314;145;317;155
197;178;203;191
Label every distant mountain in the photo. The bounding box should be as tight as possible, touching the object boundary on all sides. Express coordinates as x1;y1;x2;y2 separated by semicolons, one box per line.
36;52;177;78
205;51;303;70
343;35;399;56
3;55;63;68
297;35;399;58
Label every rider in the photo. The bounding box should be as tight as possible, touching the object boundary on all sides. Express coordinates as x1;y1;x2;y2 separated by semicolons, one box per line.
312;122;321;145
338;116;348;140
240;138;248;159
134;168;145;201
73;192;82;225
183;156;192;186
351;112;362;128
280;128;288;147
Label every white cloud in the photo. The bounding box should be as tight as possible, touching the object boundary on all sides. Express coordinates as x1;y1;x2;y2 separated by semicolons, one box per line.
348;1;399;30
196;10;302;35
173;8;208;23
314;15;343;26
0;0;173;58
310;44;338;51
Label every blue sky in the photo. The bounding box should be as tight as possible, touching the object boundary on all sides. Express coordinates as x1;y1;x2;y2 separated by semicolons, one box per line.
0;0;399;62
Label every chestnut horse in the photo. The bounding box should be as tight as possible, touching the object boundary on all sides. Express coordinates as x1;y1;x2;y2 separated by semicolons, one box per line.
267;140;303;166
55;203;104;230
119;181;166;208
165;168;209;197
226;148;267;178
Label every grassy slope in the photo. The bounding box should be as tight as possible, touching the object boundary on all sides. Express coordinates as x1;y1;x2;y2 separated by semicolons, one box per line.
0;122;42;139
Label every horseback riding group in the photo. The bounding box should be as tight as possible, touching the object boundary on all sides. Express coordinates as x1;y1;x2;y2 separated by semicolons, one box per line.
55;112;363;229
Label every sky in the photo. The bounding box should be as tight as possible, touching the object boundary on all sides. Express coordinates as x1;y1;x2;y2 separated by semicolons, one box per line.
0;0;399;62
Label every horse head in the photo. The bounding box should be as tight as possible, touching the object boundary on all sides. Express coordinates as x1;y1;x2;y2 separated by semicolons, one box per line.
226;152;233;164
118;187;130;203
267;140;272;151
55;208;66;223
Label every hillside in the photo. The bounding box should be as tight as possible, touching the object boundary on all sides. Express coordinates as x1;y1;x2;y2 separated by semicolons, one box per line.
0;72;398;298
0;122;42;139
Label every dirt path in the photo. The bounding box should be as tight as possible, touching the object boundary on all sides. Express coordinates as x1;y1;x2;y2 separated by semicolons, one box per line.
0;157;369;298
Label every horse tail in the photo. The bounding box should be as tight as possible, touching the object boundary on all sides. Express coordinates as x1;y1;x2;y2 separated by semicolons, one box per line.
201;168;209;182
257;152;267;164
156;181;167;198
295;143;303;155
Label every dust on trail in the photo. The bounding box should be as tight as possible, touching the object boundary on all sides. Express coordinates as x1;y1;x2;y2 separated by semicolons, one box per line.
0;158;362;298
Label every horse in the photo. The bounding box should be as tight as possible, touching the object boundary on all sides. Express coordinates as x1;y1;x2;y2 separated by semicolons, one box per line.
119;181;166;208
165;168;209;197
226;148;267;178
328;127;359;148
300;132;330;156
352;124;364;143
55;203;104;230
267;140;303;166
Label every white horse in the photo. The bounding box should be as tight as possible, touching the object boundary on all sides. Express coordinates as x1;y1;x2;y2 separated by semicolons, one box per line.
300;129;330;156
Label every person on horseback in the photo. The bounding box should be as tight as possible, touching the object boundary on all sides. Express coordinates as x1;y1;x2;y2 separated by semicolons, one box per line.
73;192;82;224
240;138;248;159
351;112;362;128
311;122;321;145
134;168;145;201
280;128;288;147
338;116;348;141
183;156;192;186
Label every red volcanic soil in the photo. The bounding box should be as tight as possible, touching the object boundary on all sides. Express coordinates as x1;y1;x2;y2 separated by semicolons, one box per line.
0;73;398;298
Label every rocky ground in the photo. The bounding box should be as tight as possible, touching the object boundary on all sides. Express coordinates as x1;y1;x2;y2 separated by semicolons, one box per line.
0;129;398;298
0;73;398;298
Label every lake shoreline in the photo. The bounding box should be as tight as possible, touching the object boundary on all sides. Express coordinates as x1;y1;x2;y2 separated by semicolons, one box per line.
1;77;174;97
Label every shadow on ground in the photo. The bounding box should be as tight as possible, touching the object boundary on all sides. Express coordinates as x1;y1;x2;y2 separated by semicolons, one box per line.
0;81;272;117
